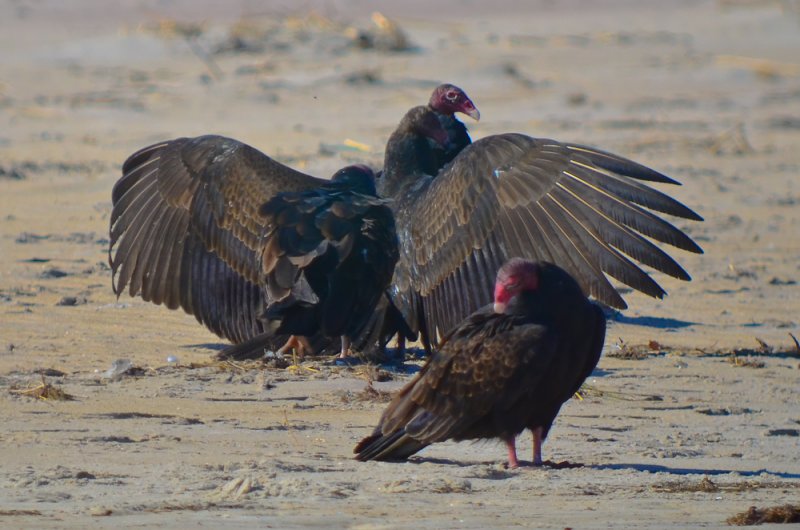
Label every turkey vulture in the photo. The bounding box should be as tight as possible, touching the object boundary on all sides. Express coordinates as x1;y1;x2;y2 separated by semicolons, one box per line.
245;164;398;359
354;258;606;468
377;103;703;352
108;84;471;359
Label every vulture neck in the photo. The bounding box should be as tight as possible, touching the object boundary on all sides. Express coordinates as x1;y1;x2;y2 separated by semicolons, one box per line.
505;291;548;321
380;130;436;198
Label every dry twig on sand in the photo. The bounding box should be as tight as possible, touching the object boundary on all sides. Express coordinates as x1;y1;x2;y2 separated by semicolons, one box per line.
727;504;800;525
10;374;74;401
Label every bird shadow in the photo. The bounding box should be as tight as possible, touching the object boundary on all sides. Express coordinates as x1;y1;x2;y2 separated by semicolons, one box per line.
379;362;422;374
182;342;228;351
593;463;800;480
406;456;503;468
406;456;580;470
609;313;697;329
397;459;800;480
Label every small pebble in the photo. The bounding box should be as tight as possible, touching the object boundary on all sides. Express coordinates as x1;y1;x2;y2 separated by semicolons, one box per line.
89;506;112;516
56;296;86;306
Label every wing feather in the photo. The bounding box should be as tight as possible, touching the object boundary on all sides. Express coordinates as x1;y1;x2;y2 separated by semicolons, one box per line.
378;318;553;445
388;133;702;342
109;135;324;346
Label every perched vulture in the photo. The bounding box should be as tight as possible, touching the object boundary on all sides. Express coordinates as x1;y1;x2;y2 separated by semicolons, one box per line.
355;258;606;468
377;103;703;353
108;84;472;359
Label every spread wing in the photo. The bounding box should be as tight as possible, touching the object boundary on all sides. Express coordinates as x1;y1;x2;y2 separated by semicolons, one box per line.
397;133;703;338
354;310;556;460
109;135;325;344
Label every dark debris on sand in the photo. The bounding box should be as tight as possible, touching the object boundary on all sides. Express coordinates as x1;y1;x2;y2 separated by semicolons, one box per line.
651;477;800;494
338;382;393;404
606;339;666;359
609;336;800;362
727;504;800;525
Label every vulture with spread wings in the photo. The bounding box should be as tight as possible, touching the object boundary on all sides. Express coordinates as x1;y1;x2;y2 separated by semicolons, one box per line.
377;102;702;352
355;259;605;468
108;85;477;359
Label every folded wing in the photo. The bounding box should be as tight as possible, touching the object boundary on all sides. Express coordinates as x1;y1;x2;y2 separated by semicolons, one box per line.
355;310;554;461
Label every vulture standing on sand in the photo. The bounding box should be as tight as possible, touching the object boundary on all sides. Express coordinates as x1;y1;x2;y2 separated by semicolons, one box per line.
355;258;606;468
108;84;477;359
377;101;703;352
222;165;398;359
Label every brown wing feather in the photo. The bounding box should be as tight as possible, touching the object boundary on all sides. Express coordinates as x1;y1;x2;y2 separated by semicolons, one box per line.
109;135;325;345
396;133;702;336
354;310;558;461
378;311;555;442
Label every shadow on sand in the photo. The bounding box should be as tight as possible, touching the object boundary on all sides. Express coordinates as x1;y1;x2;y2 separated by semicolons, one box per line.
593;463;800;479
183;342;229;351
610;314;697;329
395;459;800;480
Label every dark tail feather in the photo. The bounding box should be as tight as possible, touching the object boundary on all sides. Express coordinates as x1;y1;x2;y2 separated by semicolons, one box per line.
349;293;422;363
215;332;285;360
379;298;416;353
354;429;428;462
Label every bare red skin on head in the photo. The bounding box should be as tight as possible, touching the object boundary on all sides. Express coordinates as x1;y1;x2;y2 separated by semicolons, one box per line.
493;259;539;313
428;84;480;121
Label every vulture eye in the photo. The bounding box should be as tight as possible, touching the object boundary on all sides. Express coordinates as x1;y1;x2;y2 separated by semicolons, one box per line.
445;91;458;101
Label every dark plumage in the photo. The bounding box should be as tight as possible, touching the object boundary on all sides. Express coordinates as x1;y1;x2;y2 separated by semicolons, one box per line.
254;165;399;359
108;85;471;360
355;259;606;468
376;104;703;353
109;136;322;358
108;131;437;358
373;84;479;355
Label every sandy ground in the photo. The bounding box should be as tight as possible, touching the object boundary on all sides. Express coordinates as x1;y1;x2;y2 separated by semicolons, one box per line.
1;0;799;528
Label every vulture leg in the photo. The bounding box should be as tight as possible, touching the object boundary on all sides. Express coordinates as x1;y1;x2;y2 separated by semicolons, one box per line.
277;335;312;359
532;426;544;466
530;428;582;468
505;438;520;469
297;335;312;355
276;336;299;357
338;336;352;359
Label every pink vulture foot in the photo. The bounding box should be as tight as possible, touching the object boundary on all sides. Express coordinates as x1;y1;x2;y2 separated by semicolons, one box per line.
504;438;520;469
277;335;311;360
337;336;352;359
532;426;543;466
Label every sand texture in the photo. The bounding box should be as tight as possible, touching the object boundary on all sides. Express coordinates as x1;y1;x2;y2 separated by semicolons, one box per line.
1;1;799;528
